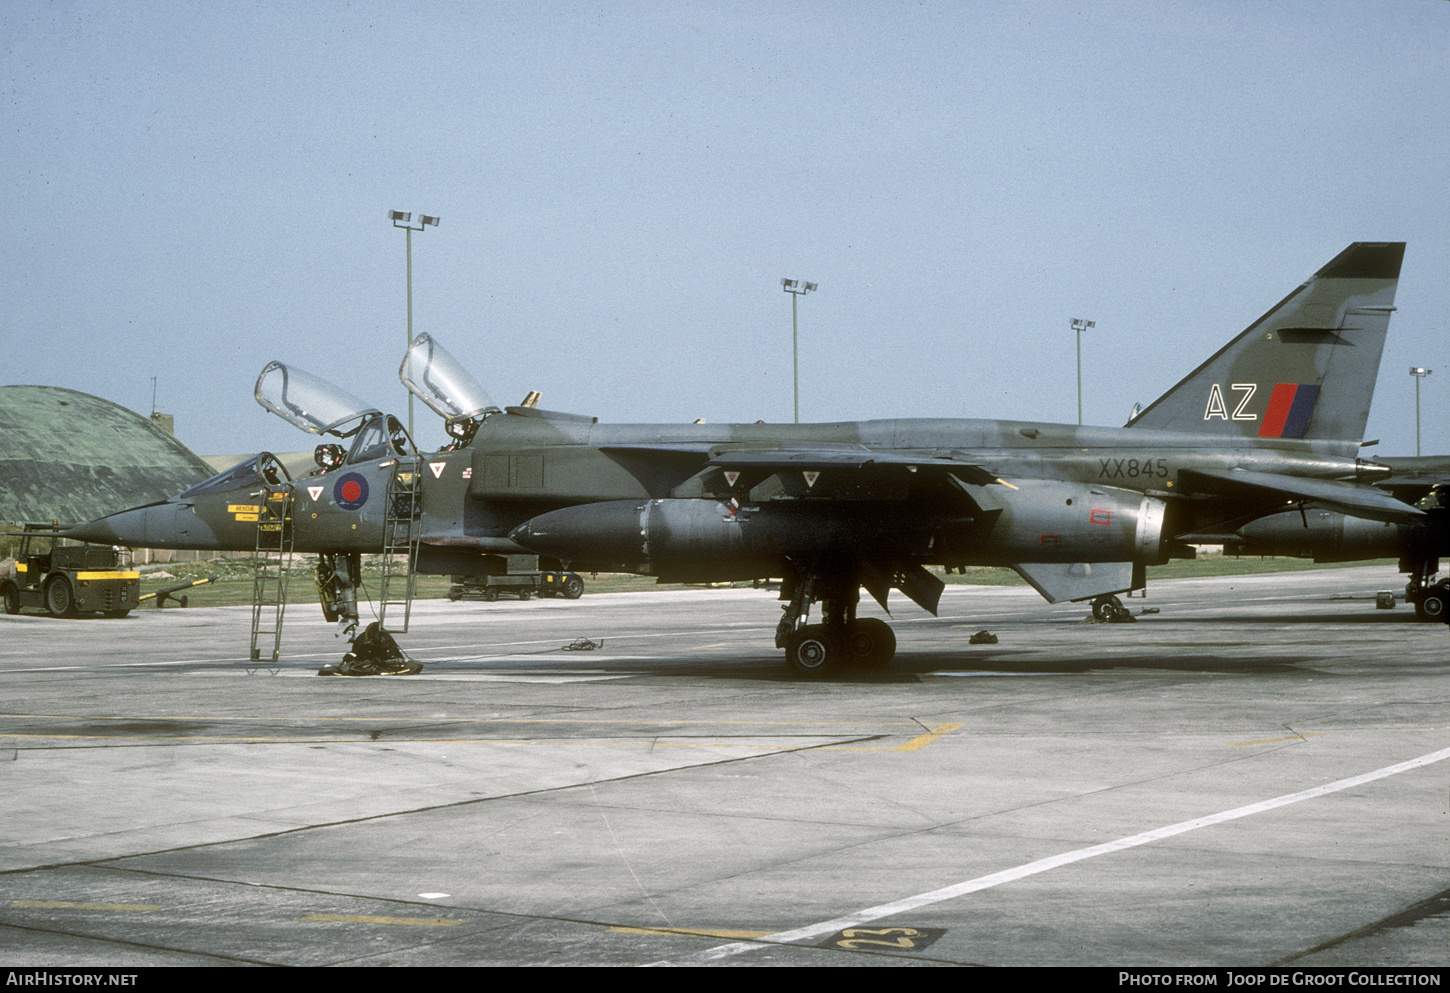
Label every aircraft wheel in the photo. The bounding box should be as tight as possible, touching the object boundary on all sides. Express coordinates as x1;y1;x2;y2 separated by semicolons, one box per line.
785;624;841;678
45;577;77;618
1416;587;1447;622
2;582;19;615
483;588;499;602
561;575;585;599
846;618;896;667
1091;595;1124;621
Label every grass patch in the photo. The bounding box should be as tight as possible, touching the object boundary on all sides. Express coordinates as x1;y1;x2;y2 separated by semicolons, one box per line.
133;558;703;609
129;554;1401;611
941;555;1399;587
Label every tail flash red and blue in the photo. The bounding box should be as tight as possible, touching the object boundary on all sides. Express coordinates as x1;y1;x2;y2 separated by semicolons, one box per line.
1258;383;1321;439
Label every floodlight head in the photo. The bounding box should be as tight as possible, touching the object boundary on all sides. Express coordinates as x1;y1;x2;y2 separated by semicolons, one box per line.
390;211;411;222
421;215;440;227
1410;367;1432;376
781;279;797;289
803;282;818;292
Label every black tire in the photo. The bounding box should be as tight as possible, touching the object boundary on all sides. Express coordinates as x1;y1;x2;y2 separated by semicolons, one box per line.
1416;588;1447;622
846;618;896;667
518;589;531;601
45;577;77;618
785;624;841;678
561;575;585;600
1091;595;1123;621
2;582;19;615
483;587;499;602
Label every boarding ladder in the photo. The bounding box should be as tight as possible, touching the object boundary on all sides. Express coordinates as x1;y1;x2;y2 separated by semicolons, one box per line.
248;482;295;669
376;457;422;635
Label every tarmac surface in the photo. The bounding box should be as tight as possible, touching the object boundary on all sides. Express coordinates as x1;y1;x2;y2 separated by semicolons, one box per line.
1;564;1446;968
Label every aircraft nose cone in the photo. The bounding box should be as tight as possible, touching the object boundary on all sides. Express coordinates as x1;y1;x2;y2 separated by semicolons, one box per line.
62;502;200;550
63;511;141;546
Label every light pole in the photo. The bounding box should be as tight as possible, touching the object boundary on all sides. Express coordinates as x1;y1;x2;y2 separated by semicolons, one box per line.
390;210;440;438
1071;318;1095;425
1410;367;1432;456
782;279;817;423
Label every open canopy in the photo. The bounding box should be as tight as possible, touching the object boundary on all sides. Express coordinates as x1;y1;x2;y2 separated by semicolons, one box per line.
254;362;380;437
399;334;500;424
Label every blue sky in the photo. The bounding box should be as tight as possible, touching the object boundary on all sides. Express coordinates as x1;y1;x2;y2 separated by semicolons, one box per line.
4;1;1446;458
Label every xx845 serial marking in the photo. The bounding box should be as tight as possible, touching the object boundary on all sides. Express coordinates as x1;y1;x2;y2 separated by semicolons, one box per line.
1098;456;1170;481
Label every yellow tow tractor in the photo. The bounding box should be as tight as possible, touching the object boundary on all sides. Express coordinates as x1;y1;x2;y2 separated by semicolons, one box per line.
1;522;139;618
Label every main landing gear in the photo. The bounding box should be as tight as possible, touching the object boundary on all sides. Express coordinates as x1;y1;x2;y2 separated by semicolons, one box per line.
1404;557;1448;622
775;572;897;678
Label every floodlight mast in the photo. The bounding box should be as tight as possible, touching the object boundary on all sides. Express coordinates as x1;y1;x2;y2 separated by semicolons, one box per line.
1410;367;1432;456
1071;318;1096;425
782;278;817;423
390;211;440;438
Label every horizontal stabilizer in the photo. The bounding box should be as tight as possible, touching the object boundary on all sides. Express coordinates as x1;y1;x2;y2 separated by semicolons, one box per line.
1013;561;1135;604
1178;467;1425;524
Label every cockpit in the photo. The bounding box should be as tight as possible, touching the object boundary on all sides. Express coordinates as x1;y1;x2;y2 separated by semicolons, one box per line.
254;361;417;472
345;413;415;465
177;452;291;500
250;338;494;465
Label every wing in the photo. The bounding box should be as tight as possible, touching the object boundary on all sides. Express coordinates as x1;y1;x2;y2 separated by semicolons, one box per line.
599;443;1003;498
706;447;1000;485
1178;467;1425;524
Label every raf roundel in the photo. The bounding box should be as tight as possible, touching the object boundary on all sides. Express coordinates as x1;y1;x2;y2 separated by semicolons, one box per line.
333;472;369;511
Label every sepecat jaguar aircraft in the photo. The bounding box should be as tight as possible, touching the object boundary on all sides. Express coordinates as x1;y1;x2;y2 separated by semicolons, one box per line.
69;242;1439;675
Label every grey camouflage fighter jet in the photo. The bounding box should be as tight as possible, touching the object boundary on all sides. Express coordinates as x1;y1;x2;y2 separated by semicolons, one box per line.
68;242;1430;675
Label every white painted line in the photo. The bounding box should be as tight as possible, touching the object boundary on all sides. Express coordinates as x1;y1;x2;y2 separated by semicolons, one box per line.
667;745;1450;964
929;671;1075;678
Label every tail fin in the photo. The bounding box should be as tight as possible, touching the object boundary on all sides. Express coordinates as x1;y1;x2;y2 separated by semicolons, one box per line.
1126;242;1403;445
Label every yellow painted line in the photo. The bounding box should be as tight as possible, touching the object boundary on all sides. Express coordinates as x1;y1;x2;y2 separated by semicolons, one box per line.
75;571;140;581
831;723;964;752
1229;733;1324;748
15;901;161;912
611;926;774;939
301;914;461;927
